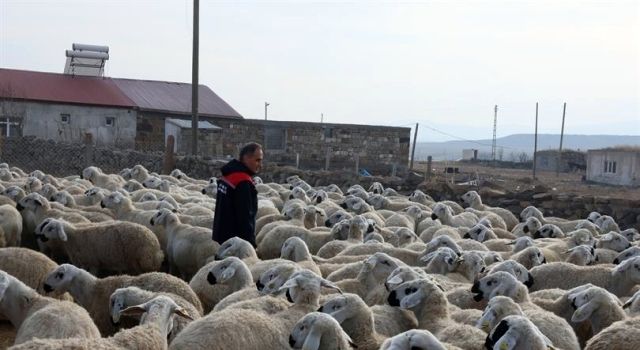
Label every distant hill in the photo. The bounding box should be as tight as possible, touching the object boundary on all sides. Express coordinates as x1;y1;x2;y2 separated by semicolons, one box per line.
415;134;640;161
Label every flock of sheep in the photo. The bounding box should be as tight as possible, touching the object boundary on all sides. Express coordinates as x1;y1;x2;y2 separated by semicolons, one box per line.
0;162;639;349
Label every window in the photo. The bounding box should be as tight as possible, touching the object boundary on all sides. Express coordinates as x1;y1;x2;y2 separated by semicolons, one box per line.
265;127;286;150
105;117;115;127
0;117;22;137
60;113;70;124
604;160;617;174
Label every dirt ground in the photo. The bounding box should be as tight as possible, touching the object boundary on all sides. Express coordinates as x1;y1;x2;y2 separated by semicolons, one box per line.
414;161;640;200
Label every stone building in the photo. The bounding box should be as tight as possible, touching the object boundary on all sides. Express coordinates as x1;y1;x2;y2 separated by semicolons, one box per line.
534;149;586;172
0;68;410;174
587;147;640;186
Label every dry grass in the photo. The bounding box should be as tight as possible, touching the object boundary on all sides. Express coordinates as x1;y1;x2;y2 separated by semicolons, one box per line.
414;161;640;200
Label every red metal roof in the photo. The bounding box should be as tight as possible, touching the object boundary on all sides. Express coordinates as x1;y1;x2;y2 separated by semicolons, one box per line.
0;68;135;108
0;68;243;118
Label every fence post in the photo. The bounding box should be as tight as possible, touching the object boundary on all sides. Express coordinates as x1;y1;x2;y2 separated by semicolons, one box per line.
426;156;432;180
296;153;300;169
355;154;360;175
391;163;397;177
325;147;331;171
163;135;176;174
83;133;94;167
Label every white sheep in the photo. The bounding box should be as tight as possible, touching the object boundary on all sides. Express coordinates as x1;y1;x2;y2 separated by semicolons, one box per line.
430;202;478;228
287;312;355;350
150;208;219;280
583;317;640;350
596;231;632;252
380;329;455;350
0;270;100;345
109;286;201;343
484;315;554;350
568;285;627;336
42;264;202;336
81;166;125;191
0;247;68;299
36;218;163;275
0;205;22;247
614;246;640;264
460;191;519;230
12;295;194;350
529;257;640;296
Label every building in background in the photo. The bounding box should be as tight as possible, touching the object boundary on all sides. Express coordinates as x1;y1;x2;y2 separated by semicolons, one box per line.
461;149;478;160
587;147;640;186
534;149;586;173
0;68;410;174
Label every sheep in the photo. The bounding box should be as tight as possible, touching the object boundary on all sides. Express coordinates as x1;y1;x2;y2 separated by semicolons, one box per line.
529;257;640;296
487;260;534;288
0;205;22;247
339;195;376;214
614;246;640;264
387;277;487;350
621;228;640;242
109;286;201;343
335;252;406;306
316;215;373;258
0;270;101;345
170;270;342;350
593;248;619;264
42;264;202;336
318;293;387;349
36;218;163;275
0;248;69;300
380;329;456;350
623;289;640;316
596;231;632;252
81;166;125;191
279;236;321;274
12;295;194;350
520;205;588;233
204;256;257;310
583;317;640;350
430;202;478;228
476;296;580;350
460;191;519;229
463;223;498;242
596;215;621;233
484;315;555;350
565;245;596;266
150;208;219;280
510;246;548;269
408;190;435;206
464;208;508;231
532;223;564;239
367;194;428;212
568;285;627;336
287;312;356;350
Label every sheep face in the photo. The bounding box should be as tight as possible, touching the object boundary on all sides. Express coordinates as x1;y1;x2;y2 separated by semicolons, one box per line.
460;190;480;207
120;296;193;336
424;236;462;256
464;224;492;242
613;246;640;264
100;192;126;209
430;203;450;221
169;169;184;179
16;193;47;212
382;188;398;197
568;286;618;323
403;205;424;220
38;219;67;242
51;191;70;206
289;312;352;350
587;211;601;223
519;206;543;222
341;196;368;213
477;296;523;333
43;264;79;293
257;263;299;295
2;186;24;201
349;215;372;238
566;245;596;265
325;210;350;228
109;287;133;324
394;228;418;247
388;278;441;310
422;247;459;274
623;289;640;314
289;186;308;201
460;251;487;279
597;232;631;252
279;270;341;304
621;228;640;242
612;256;640;283
361;253;402;282
471;271;523;302
81;166;101;183
330;220;351;240
207;257;245;285
534;224;564;239
318;293;361;324
385;266;428;291
489;261;534;288
522;217;542;235
380;330;447;350
24;176;43;192
311;190;327;204
119;168;132;180
215;237;254;260
281;237;309;262
202;183;216;196
485;315;551;350
366;194;387;210
368;182;384;195
515;246;546;268
142;176;163;189
283;204;305;221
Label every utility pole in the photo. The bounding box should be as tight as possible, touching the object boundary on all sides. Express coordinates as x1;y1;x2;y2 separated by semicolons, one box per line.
533;102;539;180
409;123;419;171
492;105;498;166
264;102;269;120
321;113;324;123
556;102;567;176
190;0;199;156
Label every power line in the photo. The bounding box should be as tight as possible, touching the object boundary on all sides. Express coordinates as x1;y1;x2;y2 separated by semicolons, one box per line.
417;124;515;150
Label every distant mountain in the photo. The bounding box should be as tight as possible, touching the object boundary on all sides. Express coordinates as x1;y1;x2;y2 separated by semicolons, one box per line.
415;134;640;161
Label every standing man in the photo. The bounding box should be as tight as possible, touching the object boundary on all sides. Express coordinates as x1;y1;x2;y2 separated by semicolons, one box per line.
212;142;263;247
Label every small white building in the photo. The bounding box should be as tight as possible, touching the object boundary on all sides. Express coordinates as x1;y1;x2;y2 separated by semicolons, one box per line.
462;149;478;160
586;147;640;186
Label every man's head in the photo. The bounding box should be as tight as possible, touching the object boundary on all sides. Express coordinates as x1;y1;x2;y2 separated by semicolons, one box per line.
239;142;263;174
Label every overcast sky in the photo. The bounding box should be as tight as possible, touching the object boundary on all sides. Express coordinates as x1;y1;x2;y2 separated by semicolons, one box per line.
1;0;638;142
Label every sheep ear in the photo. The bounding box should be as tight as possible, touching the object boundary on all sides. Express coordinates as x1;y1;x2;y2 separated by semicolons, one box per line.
320;279;342;294
173;307;194;321
34;197;44;207
219;266;237;283
495;334;517;350
113;195;121;204
600;234;612;242
386;275;403;285
120;305;146;318
279;278;299;291
490;283;511;299
301;325;323;350
57;227;68;242
0;277;9;299
399;292;423;309
421;251;438;263
571;301;597;323
352;201;362;211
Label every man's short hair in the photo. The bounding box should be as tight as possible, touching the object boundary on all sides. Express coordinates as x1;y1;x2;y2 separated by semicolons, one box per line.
239;142;263;160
